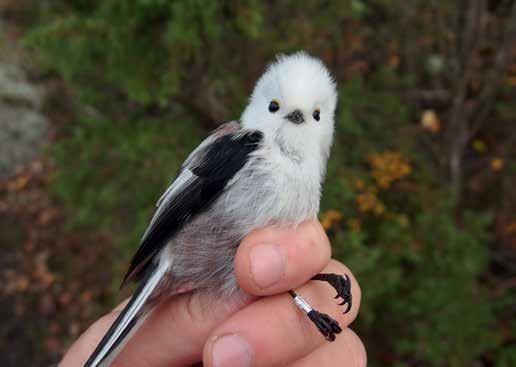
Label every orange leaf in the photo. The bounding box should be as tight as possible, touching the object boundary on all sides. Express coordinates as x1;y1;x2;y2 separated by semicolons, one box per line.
421;110;440;133
491;158;504;171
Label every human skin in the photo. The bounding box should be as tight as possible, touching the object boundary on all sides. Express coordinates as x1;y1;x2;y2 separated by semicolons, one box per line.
60;221;366;367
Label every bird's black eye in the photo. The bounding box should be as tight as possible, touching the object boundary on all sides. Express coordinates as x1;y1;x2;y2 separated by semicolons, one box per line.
269;100;280;113
313;109;320;121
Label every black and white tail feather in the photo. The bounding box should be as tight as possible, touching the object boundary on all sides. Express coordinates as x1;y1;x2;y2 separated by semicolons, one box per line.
83;262;161;366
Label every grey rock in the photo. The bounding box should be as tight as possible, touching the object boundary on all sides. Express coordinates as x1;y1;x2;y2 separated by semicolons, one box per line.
0;20;50;178
0;103;48;178
0;63;43;108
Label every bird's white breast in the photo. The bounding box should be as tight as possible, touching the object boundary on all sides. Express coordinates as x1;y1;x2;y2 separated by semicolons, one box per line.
223;138;323;228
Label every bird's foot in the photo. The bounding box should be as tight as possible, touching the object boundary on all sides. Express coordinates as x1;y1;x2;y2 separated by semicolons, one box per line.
289;290;342;342
307;309;342;342
311;273;352;314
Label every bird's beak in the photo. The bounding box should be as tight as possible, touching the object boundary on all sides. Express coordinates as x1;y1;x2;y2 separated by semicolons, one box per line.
285;109;305;124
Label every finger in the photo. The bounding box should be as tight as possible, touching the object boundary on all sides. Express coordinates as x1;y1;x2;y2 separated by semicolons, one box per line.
234;220;331;296
287;328;366;367
61;292;254;367
203;260;361;367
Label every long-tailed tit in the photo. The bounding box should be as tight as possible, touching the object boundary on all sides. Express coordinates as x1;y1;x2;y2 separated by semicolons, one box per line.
84;52;352;367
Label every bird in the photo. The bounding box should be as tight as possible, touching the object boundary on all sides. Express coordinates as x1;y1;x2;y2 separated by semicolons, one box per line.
84;51;352;367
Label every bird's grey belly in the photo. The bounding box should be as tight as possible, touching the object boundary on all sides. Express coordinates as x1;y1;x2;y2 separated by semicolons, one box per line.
163;165;320;297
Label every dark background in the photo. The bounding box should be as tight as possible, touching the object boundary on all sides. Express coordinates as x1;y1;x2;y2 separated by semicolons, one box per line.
1;1;515;366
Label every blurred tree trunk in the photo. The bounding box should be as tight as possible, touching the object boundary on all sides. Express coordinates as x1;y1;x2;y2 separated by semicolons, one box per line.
445;0;516;203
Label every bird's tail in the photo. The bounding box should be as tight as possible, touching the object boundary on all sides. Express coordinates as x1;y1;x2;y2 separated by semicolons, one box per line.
83;262;168;367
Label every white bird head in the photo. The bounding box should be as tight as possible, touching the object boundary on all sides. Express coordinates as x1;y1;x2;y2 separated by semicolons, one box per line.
241;52;337;165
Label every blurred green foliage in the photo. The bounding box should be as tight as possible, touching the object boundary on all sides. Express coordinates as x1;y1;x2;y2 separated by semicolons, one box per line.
325;72;499;367
49;114;203;282
24;0;516;366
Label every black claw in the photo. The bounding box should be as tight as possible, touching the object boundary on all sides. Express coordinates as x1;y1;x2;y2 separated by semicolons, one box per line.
307;310;342;342
344;301;352;314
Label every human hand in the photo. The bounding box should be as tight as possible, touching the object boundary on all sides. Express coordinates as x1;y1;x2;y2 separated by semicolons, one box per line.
60;221;365;366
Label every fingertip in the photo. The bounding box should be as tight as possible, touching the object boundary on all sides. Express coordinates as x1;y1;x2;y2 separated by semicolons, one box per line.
289;328;367;367
309;220;332;252
203;333;254;367
234;220;331;296
347;329;368;367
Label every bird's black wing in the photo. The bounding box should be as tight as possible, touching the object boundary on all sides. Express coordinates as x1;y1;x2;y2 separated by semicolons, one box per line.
121;124;263;286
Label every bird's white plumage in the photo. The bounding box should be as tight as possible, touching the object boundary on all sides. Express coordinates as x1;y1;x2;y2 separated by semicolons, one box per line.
241;52;337;179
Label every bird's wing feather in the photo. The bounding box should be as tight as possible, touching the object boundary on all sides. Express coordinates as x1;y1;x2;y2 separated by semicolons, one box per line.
121;122;263;286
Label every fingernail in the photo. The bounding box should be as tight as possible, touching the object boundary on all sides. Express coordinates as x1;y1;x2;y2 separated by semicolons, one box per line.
212;334;252;367
249;243;285;288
